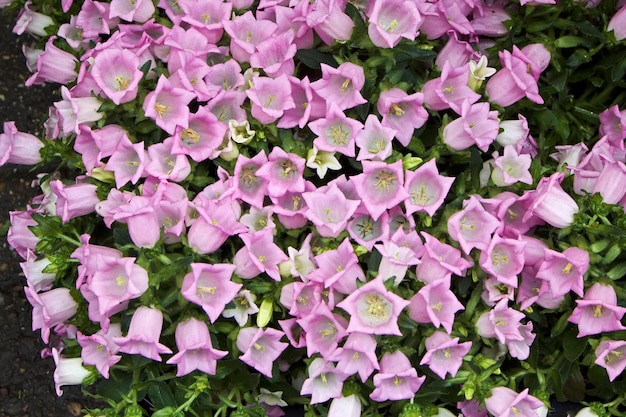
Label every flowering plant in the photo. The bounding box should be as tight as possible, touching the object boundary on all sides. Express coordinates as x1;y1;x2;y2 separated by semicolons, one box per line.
3;0;626;416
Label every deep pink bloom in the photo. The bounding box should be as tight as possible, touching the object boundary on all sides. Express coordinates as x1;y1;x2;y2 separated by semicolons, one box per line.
24;286;78;344
485;387;544;417
378;88;428;147
166;318;228;376
336;274;409;335
113;306;172;361
300;358;348;404
352;160;409;220
367;0;422;48
595;340;626;381
568;283;626;337
237;327;288;378
408;280;464;334
328;332;380;382
420;331;471;379
536;247;589;298
302;184;360;238
422;62;480;113
143;75;195;135
77;324;122;379
310;62;367;111
448;195;500;254
0;121;44;166
181;262;241;323
370;351;425;402
233;230;288;281
404;159;455;217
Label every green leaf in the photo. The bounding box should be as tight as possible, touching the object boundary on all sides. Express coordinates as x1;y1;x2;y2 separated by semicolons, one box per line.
147;381;177;409
562;364;586;402
607;262;626;280
554;36;592;48
551;312;571;338
563;330;587;361
295;49;337;69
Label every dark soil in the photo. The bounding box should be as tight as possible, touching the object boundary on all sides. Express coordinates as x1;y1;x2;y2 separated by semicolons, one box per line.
0;9;92;417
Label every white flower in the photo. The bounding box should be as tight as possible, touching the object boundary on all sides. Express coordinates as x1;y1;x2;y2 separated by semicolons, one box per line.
306;147;342;179
468;55;496;91
258;388;288;407
229;119;256;144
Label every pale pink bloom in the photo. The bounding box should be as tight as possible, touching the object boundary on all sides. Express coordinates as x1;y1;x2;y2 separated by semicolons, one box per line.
247;74;295;124
536;247;588;298
443;100;500;152
523;172;579;228
77;324;122;378
233;230;288;281
237;327;288;378
447;195;500;254
370;351;425;402
328;333;379;382
404;159;455;217
328;395;361;417
302;184;360;238
308;103;363;157
378;88;428;147
297;302;347;358
479;234;526;287
347;212;389;251
352;160;409;220
143;75;195;135
91;48;142;104
187;197;246;254
166;318;228;376
52;349;91;397
144;137;191;182
595;340;626;381
256;147;305;198
8;210;40;259
609;5;626;40
301;358;347;404
0;121;44;166
375;240;420;285
356;114;396;161
113;306;173;361
420;331;471;379
310;62;367;111
408;280;464;334
568;283;626;337
496;114;530;147
485;387;544;417
75;0;116;38
54;86;103;135
599;105;626;148
367;0;422;48
475;299;526;346
491;145;533;186
307;238;366;294
110;194;161;247
306;0;354;45
278;76;325;129
109;0;155;22
178;0;231;43
435;30;476;68
181;263;241;323
13;2;54;36
470;5;510;37
416;231;473;285
223;11;277;63
25;286;78;344
20;252;55;292
49;180;99;223
250;30;297;77
422;62;481;113
25;36;78;86
232;151;269;208
222;289;259;327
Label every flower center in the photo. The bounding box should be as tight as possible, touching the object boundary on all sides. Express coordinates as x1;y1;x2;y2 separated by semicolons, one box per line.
389;103;404;116
374;169;396;192
154;102;169;118
115;76;130;90
181;128;200;144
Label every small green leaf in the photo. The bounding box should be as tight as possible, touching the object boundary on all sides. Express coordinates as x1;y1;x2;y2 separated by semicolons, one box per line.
256;298;273;328
554;36;592;48
607;262;626;280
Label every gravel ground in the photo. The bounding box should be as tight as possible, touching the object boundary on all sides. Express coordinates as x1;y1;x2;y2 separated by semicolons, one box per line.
0;8;91;417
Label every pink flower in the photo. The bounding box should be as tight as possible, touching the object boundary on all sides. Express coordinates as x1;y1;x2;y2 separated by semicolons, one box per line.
249;30;297;78
420;331;471;379
443;100;499;152
25;36;78;86
77;324;122;379
247;75;296;124
336;274;409;336
166;318;228;376
479;234;526;287
328;332;380;382
367;0;422;48
485;46;544;107
370;351;425;402
475;299;526;346
308;103;363;157
143;75;195;135
355;114;396;161
306;0;354;45
187;197;246;254
54;86;103;135
104;135;146;188
109;0;155;22
91;47;143;104
416;232;473;285
375;240;420;285
568;283;626;337
307;238;366;293
352;160;409;220
256;147;306;198
523;172;579;228
178;0;231;43
181;262;241;322
404;159;455;217
448;195;500;254
408;280;464;333
233;230;288;281
300;358;348;404
485;387;544;417
223;11;277;63
49;180;99;223
297;303;347;358
109;194;161;248
311;62;367;111
222;289;259;327
422;62;481;113
536;247;589;298
347;212;389;250
0;121;44;166
608;4;626;41
594;340;626;381
378;88;428;147
491;145;534;186
599;105;626;148
237;327;288;378
302;184;360;238
24;286;78;344
113;306;173;361
144;137;191;182
232;151;269;208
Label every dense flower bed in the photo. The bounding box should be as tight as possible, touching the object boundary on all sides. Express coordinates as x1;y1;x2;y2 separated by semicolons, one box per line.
2;0;626;416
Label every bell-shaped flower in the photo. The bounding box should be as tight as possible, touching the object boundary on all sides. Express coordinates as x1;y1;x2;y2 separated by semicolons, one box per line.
328;332;380;382
48;180;99;223
348;211;390;251
448;195;500;254
416;232;473;285
297;302;347;358
143;75;195;135
171;109;226;163
404;159;455;217
485;387;545;417
144;137;191;182
594;340;626;382
187;197;246;254
479;234;527;287
178;0;230;43
300;358;348;404
303;184;360;238
307;238;366;293
166;318;228;376
311;62;367;111
375;240;420;285
377;88;428;146
443;100;500;152
536;247;588;298
13;3;54;36
109;0;154;22
328;395;361;417
475;299;526;346
608;5;626;41
104;136;146;188
308;103;363;157
422;61;481;113
568;283;626;337
485;46;544;107
496;114;530;147
223;11;277;63
91;47;142;104
247;74;295;124
506;321;535;360
523;172;578;228
232;150;269;208
26;36;78;86
599;105;626;148
24;286;78;344
408;280;464;334
0;121;44;166
336;274;409;336
250;30;297;78
491;145;533;186
279;75;325;129
352;160;409;220
355;114;395;161
367;0;422;48
234;230;288;281
306;147;342;179
113;306;173;361
54;86;103;135
109;194;160;248
237;327;288;378
52;349;92;397
20;252;55;292
420;331;471;379
306;0;354;46
436;30;476;69
370;351;425;402
181;262;241;323
222;289;259;327
468;55;497;90
77;323;122;379
87;255;149;317
256;147;305;198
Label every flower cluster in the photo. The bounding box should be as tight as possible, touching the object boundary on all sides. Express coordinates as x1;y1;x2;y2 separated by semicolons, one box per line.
3;0;626;416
